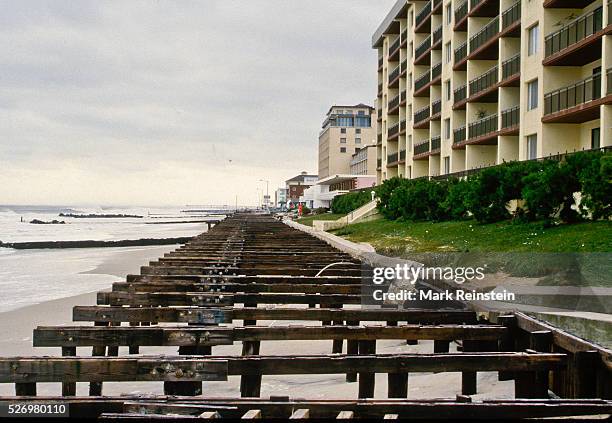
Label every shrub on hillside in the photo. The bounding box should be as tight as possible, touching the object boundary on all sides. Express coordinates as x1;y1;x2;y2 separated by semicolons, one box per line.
577;151;612;220
331;190;371;214
386;178;449;221
375;177;407;219
442;178;471;220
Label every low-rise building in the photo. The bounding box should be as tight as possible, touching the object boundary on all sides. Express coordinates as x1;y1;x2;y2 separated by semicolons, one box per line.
285;172;318;204
350;144;378;175
300;174;377;209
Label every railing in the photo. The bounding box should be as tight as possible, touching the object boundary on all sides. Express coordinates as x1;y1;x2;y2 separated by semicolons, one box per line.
401;28;408;44
388;122;401;138
431;135;441;151
502;54;520;80
454;41;468;64
400;59;408;75
501;106;520;129
470;0;484;8
400;119;406;133
377;133;382;144
433;25;443;45
377;108;382;120
388;152;399;164
414;140;430;155
414;105;431;124
388;93;401;111
378;83;383;95
544;73;602;115
415;36;432;59
545;7;603;58
502;0;521;30
454;0;468;24
415;71;431;92
433;0;442;9
416;1;432;26
453;126;466;143
431;62;442;80
608;68;612;95
454;84;467;104
432;99;442;116
389;64;401;84
468;114;498;139
378;56;383;69
400;149;406;161
609;0;612;25
469;17;499;53
400;89;407;104
469;65;498;96
389;36;401;57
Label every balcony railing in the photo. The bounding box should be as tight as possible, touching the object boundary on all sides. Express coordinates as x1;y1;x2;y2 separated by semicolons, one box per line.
388;152;399;164
400;89;407;104
454;41;468;64
502;54;520;80
416;1;432;27
468;114;498;139
545;7;603;58
400;59;408;75
414;140;430;155
378;56;383;69
469;17;499;53
453;126;466;143
501;106;520;129
470;0;484;8
431;62;442;80
431;135;441;151
388;93;401;111
377;133;383;144
400;150;406;161
455;0;468;24
414;105;431;124
432;99;442;116
377;108;382;120
400;119;406;133
433;25;443;45
389;122;401;138
389;64;401;84
544;72;602;115
377;83;383;95
415;36;432;59
454;84;467;104
415;71;431;92
502;0;521;30
469;65;498;96
401;29;408;44
389;36;401;57
608;68;612;95
377;158;382;168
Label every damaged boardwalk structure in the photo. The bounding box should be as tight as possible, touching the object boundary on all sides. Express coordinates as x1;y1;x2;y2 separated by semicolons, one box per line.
0;214;610;419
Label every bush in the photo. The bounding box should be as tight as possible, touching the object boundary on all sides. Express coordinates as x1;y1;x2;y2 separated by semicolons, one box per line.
577;151;612;220
385;178;450;221
442;178;471;220
331;190;372;214
375;177;407;219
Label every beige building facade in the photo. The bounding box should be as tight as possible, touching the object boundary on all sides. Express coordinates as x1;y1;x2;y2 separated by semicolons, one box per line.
350;144;378;175
373;0;612;183
318;104;377;179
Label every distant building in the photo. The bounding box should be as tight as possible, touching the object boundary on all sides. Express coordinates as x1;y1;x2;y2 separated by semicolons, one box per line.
318;104;377;179
301;174;377;209
285;172;318;203
350;145;378;176
274;188;288;209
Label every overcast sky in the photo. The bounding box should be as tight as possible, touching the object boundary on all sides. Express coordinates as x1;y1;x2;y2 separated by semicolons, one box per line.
0;0;395;206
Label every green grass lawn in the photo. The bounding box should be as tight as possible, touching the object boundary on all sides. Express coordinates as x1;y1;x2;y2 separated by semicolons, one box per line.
297;213;345;227
332;218;612;253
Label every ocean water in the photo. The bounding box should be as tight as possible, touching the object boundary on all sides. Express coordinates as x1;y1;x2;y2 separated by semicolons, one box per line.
0;205;218;312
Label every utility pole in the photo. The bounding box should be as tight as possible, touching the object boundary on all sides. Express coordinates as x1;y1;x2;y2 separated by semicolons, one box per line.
259;179;270;209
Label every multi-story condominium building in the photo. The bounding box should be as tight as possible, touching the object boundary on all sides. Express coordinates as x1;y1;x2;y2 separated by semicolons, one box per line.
373;0;611;182
350;144;378;175
318;104;377;179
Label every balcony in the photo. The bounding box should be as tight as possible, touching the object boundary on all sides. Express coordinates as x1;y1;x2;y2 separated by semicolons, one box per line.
609;69;612;95
377;108;382;121
400;150;406;162
431;135;441;152
400;119;407;135
468;114;498;142
501;53;520;85
453;126;466;144
414;71;431;95
388;122;400;139
543;72;611;123
544;6;606;66
453;84;467;108
454;0;468;31
431;99;442;118
388;64;401;87
415;36;432;64
544;0;598;7
387;152;399;165
378;56;383;71
431;62;442;81
388;93;401;114
469;65;498;99
400;59;408;77
401;29;408;47
469;0;499;17
415;1;432;33
500;105;520;134
377;133;383;145
414;105;431;128
469;17;499;57
377;83;383;96
377;158;382;169
432;25;443;47
414;140;430;156
389;36;402;61
400;89;407;105
454;41;468;70
501;0;521;31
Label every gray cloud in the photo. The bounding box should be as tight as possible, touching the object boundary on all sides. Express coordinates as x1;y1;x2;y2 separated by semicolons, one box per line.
0;0;395;205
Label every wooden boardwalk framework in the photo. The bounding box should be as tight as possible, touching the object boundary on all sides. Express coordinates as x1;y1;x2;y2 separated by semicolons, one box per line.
0;213;610;419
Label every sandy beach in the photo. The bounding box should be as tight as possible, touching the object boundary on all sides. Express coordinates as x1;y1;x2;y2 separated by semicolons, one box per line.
0;244;514;399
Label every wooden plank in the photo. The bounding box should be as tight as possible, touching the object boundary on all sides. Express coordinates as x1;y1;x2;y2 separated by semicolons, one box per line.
241;409;262;419
289;409;309;419
336;411;354;419
198;411;221;418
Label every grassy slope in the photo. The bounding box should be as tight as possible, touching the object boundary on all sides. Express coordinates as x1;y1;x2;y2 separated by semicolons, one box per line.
297;213;345;227
333;218;612;253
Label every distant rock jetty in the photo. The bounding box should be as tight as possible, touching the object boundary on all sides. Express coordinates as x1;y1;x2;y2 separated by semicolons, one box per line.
59;213;144;218
30;219;66;225
0;237;193;250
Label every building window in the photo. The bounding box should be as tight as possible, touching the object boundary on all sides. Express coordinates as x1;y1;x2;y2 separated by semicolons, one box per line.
445;42;451;63
341;128;346;134
444;119;451;139
591;128;600;149
527;134;537;160
446;3;452;25
340;137;347;144
340;147;346;153
356;128;361;134
357;110;365;115
445;80;451;101
355;138;361;144
527;79;538;110
528;24;539;56
443;156;450;174
355;148;360;153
